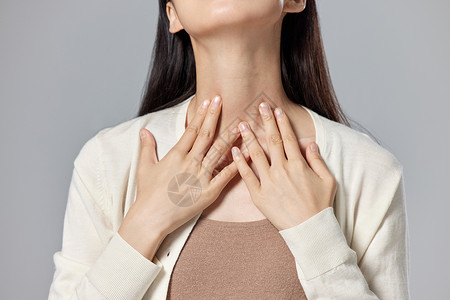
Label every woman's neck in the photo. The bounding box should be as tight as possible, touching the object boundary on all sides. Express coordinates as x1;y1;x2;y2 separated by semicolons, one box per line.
186;23;300;142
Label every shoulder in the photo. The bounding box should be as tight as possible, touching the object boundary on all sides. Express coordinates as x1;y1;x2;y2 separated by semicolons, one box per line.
74;102;184;175
93;101;187;159
317;113;405;224
98;105;182;148
71;102;185;213
318;114;403;176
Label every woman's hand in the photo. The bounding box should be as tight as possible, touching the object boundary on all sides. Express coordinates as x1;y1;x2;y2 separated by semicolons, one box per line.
231;102;337;231
119;95;249;259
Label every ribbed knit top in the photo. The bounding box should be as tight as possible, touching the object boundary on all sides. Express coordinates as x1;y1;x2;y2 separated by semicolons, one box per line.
167;215;307;299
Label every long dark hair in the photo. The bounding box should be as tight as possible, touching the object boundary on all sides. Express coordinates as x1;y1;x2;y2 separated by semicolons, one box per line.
137;0;379;143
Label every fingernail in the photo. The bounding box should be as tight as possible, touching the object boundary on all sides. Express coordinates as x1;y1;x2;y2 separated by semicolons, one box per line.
239;121;248;132
274;107;284;117
140;130;147;140
231;147;241;160
232;126;239;134
211;95;221;108
201;99;210;109
310;142;318;152
259;102;270;116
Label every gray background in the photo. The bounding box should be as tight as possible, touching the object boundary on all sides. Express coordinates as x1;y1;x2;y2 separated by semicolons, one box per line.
1;0;449;299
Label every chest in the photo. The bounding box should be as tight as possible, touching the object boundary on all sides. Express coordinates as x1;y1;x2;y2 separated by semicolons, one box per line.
201;134;314;222
201;160;266;221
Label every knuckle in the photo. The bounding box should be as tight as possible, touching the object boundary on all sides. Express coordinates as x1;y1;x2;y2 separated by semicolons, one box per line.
313;153;323;161
189;153;203;168
283;133;297;143
200;156;211;170
199;128;212;139
272;167;286;179
252;148;266;159
186;124;200;135
211;142;226;154
224;128;239;144
261;114;272;122
197;107;207;116
201;164;214;176
270;133;283;145
208;107;217;115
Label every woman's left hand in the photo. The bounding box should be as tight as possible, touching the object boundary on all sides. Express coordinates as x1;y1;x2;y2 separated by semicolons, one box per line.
231;102;338;231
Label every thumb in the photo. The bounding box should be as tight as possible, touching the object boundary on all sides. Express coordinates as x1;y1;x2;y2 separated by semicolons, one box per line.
139;128;159;165
305;142;329;179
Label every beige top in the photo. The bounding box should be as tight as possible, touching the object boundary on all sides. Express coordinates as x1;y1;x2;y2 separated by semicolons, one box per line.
167;214;307;299
49;93;408;300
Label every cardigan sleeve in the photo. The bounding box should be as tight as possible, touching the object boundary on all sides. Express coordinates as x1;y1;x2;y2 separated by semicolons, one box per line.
48;134;162;300
278;167;410;299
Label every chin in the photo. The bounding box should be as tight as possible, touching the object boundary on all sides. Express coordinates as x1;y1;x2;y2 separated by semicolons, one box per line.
177;0;283;36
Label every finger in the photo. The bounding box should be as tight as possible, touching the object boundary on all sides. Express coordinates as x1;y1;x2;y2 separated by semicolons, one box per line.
238;121;270;177
210;150;250;190
215;132;243;170
213;146;248;176
273;107;305;163
258;102;286;166
305;142;329;179
215;151;233;171
201;125;241;178
137;128;159;180
231;146;260;195
190;95;222;158
174;98;211;153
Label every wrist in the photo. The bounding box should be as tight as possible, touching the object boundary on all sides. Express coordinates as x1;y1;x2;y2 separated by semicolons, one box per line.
118;220;166;262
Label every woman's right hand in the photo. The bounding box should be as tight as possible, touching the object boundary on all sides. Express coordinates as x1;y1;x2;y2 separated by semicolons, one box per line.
118;95;249;260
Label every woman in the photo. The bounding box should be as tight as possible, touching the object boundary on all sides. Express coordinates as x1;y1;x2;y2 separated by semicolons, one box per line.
48;0;410;299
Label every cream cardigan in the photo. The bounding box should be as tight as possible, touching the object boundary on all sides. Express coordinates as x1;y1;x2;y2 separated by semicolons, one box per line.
48;94;410;299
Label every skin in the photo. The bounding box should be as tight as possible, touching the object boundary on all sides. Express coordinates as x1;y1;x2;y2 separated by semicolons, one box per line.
118;0;338;261
231;104;337;231
166;0;311;147
166;0;320;222
119;97;251;261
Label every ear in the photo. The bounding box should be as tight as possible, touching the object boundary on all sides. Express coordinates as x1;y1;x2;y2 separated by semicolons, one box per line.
282;0;307;14
166;1;184;34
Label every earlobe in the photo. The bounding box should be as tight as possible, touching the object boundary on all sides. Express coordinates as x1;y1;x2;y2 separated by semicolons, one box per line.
166;2;184;34
283;0;307;13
